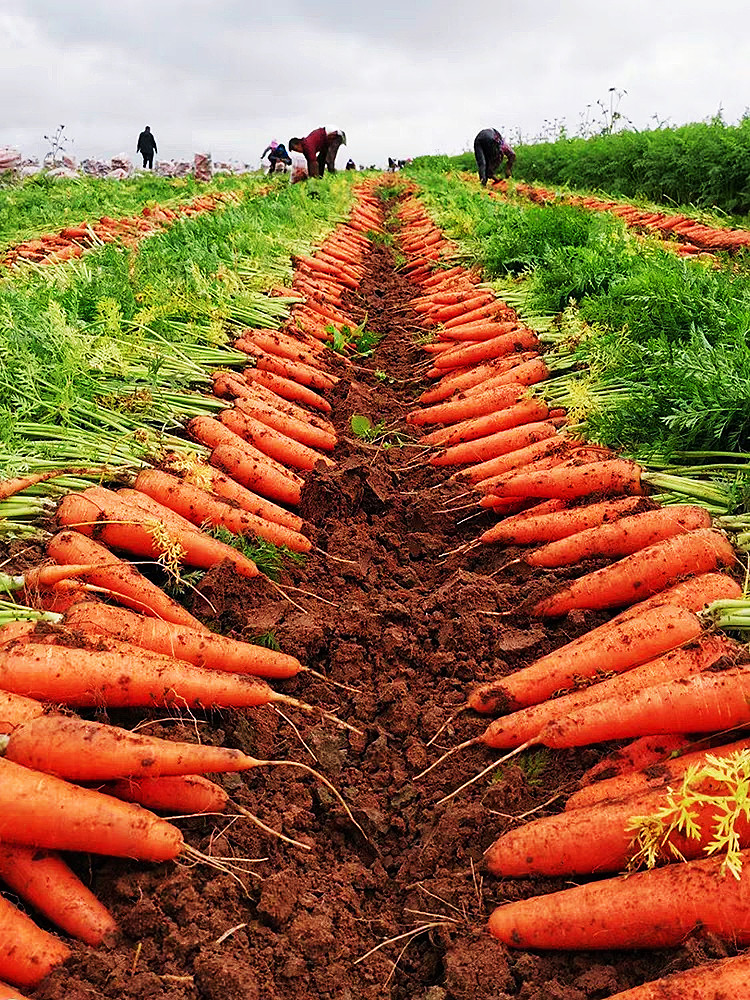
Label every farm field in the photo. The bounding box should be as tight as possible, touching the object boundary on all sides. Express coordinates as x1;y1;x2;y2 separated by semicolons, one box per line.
2;163;750;1000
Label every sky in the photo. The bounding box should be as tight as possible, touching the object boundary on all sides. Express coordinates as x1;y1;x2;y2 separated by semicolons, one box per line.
1;0;748;171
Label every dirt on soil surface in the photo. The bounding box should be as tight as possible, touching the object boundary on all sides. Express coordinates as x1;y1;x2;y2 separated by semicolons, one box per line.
13;192;738;999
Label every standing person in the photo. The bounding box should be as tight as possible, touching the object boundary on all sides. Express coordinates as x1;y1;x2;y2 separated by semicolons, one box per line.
473;128;515;186
136;126;158;170
289;127;346;178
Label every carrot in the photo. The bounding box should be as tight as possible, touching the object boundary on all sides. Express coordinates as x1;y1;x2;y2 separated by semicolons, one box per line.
0;468;100;502
601;955;750;1000
477;636;731;749
430;327;540;370
0;756;182;863
243;347;338;391
468;604;704;714
0;842;116;946
418;265;464;288
433;422;558;470
422;398;551;447
56;487;260;579
442;302;512;329
567;736;750;812
406;384;526;427
460;436;572;484
533;528;737;617
486;766;750;876
132;469;311;553
245;369;332;414
236;379;335;435
488;849;750;950
234;330;323;367
480;496;653;545
459;358;550;394
418;354;538;404
210;443;302;507
219;408;333;471
172;458;303;531
101;774;228;814
64;600;303;679
428;294;495;322
2;713;272;781
0;562;99;591
0;641;290;711
574;733;693;794
45;530;208;629
0;688;45;732
524;505;712;568
478;458;644;501
0;980;33;1000
541;663;750;749
0;892;70;987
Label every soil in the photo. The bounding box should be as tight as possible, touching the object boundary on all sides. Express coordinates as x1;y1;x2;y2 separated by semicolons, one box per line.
12;194;738;999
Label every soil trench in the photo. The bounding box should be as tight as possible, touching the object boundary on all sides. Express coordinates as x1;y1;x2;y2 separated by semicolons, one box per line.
31;196;728;1000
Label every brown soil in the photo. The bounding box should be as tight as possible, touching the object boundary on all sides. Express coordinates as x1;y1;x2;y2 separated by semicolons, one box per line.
16;202;736;999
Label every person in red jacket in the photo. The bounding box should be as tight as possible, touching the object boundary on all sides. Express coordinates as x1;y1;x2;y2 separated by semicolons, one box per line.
289;128;346;177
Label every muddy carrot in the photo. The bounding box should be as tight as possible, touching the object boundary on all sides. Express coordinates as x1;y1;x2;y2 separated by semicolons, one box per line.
524;505;712;568
533;528;736;617
46;530;208;630
0;892;70;987
100;774;228;814
210;443;303;506
64;600;303;679
422;398;550;447
406;384;526;427
433;422;558;470
477;458;645;501
244;369;332;414
479;496;652;545
601;956;750;1000
219;408;333;471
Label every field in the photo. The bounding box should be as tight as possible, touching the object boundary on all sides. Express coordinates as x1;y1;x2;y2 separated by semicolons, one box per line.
2;157;750;1000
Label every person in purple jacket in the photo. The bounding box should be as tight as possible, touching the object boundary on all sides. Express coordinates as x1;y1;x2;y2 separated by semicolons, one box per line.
289;128;346;177
473;128;515;185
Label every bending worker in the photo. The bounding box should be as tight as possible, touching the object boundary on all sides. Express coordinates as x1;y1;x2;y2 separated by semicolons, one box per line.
289;127;347;177
473;127;515;186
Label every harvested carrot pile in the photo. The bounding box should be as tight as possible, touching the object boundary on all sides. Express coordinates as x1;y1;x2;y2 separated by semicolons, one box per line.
2;177;749;1000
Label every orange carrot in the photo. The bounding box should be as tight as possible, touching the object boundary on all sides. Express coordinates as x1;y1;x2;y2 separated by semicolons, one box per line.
186;414;299;477
541;663;750;748
433;421;558;470
465;437;573;485
406;384;526;427
480;496;652;546
468;604;704;714
3;713;269;780
524;504;712;568
0;641;290;711
0;892;70;987
172;458;303;531
64;600;303;679
488;850;750;950
476;635;730;748
602;956;750;1000
239;380;335;435
210;443;302;506
430;327;540;370
245;369;333;413
0;468;98;501
0;979;33;999
568;735;750;811
132;469;311;553
422;398;550;447
0;756;183;862
486;769;750;876
477;457;644;501
56;487;260;579
442;302;512;329
45;530;208;629
418;353;538;404
243;347;338;391
0;842;116;946
533;528;737;617
219;408;333;471
574;733;693;795
101;773;228;814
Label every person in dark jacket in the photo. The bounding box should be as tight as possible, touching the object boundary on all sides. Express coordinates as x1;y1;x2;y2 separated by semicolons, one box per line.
473;128;515;185
289;127;346;178
137;126;158;169
261;140;292;174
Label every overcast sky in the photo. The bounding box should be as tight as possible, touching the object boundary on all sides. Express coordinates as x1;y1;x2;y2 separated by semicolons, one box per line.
2;0;748;170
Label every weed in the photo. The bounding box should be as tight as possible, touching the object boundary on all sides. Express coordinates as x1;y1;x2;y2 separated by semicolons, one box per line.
209;525;305;581
250;630;281;651
350;414;411;448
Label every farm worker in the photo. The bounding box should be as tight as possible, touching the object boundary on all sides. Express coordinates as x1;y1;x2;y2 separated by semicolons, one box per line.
473;128;515;186
289;128;347;178
261;141;292;174
136;126;158;170
345;158;356;171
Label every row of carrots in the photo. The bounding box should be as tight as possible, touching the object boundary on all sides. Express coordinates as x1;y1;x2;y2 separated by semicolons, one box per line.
2;191;234;267
395;183;750;997
489;176;750;255
0;181;385;991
